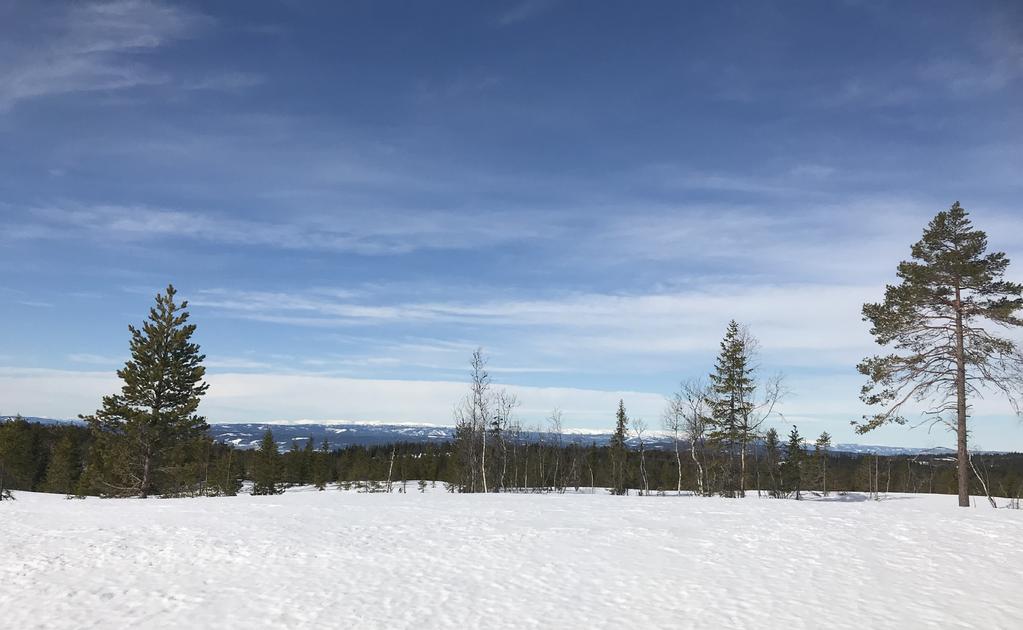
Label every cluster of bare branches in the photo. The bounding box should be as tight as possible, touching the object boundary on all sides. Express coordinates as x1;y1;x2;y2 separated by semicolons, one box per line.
663;324;786;498
454;349;586;493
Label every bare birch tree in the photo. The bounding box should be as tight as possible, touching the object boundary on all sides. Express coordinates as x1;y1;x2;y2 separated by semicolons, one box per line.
632;417;649;495
662;397;685;496
453;348;493;492
548;408;564;492
492;389;519;492
671;379;710;496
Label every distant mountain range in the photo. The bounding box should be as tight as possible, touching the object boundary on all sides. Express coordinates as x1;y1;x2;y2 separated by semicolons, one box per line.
1;415;967;455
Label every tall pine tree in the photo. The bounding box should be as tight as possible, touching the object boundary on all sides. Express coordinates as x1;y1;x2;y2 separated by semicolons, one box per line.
857;202;1023;507
82;285;209;498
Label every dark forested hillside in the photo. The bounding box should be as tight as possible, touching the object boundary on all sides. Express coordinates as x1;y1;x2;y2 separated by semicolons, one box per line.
3;417;1022;500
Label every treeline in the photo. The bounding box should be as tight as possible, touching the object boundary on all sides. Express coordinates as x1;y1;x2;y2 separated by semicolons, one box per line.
4;416;1023;501
447;322;801;499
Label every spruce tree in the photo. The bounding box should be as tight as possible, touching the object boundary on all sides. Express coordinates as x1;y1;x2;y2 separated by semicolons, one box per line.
763;427;781;497
252;429;282;495
0;448;12;500
82;285;209;498
782;425;804;500
0;416;42;492
210;447;243;496
707;320;756;496
302;437;315;485
313;438;331;491
44;434;79;496
857;202;1023;507
609;400;629;495
814;431;832;496
285;439;303;485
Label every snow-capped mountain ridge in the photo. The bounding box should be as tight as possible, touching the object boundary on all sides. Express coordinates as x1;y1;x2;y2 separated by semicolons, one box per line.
0;416;975;454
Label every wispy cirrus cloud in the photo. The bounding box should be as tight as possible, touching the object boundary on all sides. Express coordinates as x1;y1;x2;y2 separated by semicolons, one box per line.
495;0;559;27
182;71;264;92
817;28;1023;110
67;352;272;371
0;0;207;109
68;353;124;365
1;366;1016;448
0;366;668;426
5;204;560;255
189;283;878;366
0;1;264;110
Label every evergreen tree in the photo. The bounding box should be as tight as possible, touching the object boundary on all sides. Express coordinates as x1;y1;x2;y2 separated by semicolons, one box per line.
284;439;303;485
302;438;316;485
857;202;1023;507
707;321;756;496
0;416;44;492
209;447;243;497
43;434;80;496
782;425;804;500
763;427;781;497
814;431;832;496
0;443;12;500
586;442;598;492
313;438;331;491
82;285;209;498
609;400;629;495
252;430;282;495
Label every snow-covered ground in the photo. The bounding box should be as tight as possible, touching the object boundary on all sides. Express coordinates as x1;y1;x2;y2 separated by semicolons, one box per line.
3;487;1021;629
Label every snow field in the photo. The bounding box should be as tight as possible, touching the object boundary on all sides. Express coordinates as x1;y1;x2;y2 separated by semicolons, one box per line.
2;488;1022;629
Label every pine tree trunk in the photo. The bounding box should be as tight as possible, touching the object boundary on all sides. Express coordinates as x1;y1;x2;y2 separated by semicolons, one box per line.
955;288;970;508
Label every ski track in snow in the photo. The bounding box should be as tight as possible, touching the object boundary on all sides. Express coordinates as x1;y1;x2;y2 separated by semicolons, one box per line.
2;489;1022;629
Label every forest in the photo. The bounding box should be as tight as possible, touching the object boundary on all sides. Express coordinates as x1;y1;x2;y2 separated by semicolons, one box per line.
2;415;1021;504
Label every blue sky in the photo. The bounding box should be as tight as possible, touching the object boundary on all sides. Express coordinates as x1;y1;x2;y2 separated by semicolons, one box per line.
1;0;1022;448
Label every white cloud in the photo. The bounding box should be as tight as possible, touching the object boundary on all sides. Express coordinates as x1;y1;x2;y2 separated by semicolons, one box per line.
190;283;877;364
2;367;1019;448
9;204;558;256
0;0;207;109
182;71;264;91
0;367;664;428
68;353;125;365
0;368;119;419
203;357;274;370
496;0;559;26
